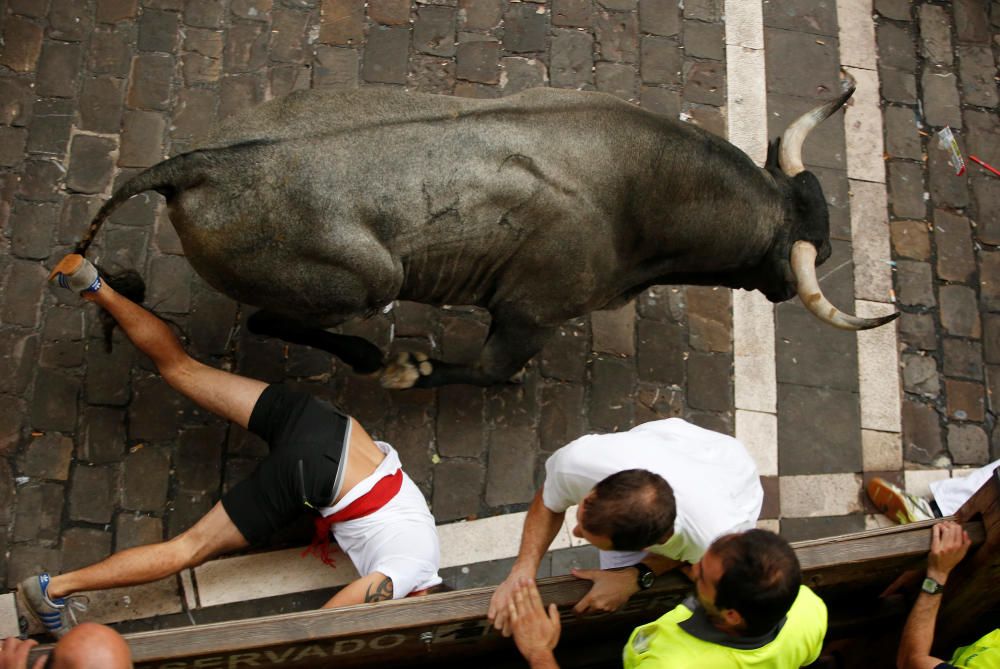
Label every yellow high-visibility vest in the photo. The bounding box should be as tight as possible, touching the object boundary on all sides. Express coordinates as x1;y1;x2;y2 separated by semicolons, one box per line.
623;586;827;669
949;629;1000;668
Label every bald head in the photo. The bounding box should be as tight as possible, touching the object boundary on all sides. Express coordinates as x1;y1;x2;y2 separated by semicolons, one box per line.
50;623;132;669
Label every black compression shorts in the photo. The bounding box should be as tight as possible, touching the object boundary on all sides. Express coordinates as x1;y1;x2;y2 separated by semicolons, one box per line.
221;385;350;546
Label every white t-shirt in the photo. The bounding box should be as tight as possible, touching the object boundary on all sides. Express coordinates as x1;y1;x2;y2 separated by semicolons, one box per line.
320;441;442;598
542;418;763;564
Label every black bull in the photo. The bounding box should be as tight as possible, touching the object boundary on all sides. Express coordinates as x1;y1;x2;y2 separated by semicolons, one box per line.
77;80;896;388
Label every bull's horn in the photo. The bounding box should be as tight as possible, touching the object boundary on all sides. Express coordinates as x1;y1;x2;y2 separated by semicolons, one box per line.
778;72;857;177
791;241;898;331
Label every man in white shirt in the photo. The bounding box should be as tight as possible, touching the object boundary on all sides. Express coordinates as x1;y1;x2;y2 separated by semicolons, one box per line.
488;419;763;634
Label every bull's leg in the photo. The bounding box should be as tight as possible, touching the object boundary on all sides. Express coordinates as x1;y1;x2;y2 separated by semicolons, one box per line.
381;315;556;388
247;311;384;375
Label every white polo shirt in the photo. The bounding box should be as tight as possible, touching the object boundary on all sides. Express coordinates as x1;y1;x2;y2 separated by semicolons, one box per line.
542;418;763;564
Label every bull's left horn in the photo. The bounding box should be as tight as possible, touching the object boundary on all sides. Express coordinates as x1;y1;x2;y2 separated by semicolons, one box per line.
791;241;898;331
778;72;857;177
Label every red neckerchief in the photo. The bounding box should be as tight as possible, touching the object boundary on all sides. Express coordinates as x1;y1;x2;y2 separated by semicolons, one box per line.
302;469;404;567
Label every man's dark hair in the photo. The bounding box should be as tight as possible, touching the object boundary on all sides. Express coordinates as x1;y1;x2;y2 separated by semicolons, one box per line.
582;469;675;551
711;530;802;636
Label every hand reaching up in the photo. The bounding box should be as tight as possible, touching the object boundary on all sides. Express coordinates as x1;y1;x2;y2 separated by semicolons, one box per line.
507;578;562;669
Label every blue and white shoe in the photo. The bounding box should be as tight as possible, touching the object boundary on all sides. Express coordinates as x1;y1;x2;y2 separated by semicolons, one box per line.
49;254;102;295
18;573;87;639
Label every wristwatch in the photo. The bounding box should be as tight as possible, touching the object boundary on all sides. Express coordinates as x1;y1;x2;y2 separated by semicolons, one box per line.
921;577;945;595
633;562;656;590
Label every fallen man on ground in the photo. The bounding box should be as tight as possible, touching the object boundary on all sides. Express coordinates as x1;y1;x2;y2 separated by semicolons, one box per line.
17;254;442;638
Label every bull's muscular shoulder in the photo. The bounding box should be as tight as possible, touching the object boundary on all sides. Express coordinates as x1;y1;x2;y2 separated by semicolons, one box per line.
201;87;655;148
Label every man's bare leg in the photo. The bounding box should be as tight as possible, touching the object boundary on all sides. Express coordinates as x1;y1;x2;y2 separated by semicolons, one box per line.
46;503;247;599
85;282;265;429
38;257;260;597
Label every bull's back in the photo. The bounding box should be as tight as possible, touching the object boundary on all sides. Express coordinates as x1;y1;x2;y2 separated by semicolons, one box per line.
203;87;652;149
184;89;665;309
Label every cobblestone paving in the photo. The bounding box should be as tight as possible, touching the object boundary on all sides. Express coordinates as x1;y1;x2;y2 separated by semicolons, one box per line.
0;0;998;626
879;0;1000;486
0;0;733;596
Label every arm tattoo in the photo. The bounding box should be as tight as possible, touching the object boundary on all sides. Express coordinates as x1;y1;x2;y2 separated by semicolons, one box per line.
364;576;394;602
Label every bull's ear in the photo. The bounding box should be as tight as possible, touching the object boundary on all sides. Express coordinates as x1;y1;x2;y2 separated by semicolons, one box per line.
765;138;781;172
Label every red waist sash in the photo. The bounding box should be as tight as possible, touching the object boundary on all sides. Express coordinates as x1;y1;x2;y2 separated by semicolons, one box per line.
302;469;403;567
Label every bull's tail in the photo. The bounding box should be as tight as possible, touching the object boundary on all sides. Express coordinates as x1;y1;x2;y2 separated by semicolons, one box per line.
76;138;276;349
77;150;199;256
76;150;212;350
74;138;277;256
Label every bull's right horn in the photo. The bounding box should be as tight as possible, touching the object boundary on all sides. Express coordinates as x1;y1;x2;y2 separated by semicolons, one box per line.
791;241;898;331
778;72;857;177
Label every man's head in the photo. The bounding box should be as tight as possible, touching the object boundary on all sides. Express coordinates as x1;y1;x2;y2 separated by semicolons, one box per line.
691;530;802;637
47;623;133;669
573;469;675;551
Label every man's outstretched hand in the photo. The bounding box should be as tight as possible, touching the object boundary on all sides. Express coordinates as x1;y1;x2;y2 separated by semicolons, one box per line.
508;579;561;669
0;638;45;669
570;567;638;615
488;567;534;636
927;520;972;585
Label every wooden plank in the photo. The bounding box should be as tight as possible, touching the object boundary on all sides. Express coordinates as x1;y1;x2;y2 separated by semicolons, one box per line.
23;513;989;668
127;576;688;665
797;519;985;591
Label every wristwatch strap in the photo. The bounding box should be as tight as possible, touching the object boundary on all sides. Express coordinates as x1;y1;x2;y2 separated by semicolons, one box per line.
921;576;944;595
633;562;655;590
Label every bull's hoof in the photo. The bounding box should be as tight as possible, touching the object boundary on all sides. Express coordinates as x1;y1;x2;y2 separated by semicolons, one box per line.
507;368;527;384
380;352;433;389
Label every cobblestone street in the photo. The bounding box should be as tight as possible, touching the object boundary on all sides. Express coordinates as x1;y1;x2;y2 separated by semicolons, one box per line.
0;0;998;632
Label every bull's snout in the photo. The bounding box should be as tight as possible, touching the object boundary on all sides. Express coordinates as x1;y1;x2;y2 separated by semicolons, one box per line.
790;241;898;331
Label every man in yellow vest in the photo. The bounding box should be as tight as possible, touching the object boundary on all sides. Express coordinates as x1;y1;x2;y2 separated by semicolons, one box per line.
507;529;827;668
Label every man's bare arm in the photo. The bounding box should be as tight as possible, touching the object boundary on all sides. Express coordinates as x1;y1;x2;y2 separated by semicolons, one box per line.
513;490;567;574
364;576;394;602
897;593;946;669
570;555;684;615
897;522;971;669
322;572;395;608
644;553;683;576
488;489;566;634
509;579;563;669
